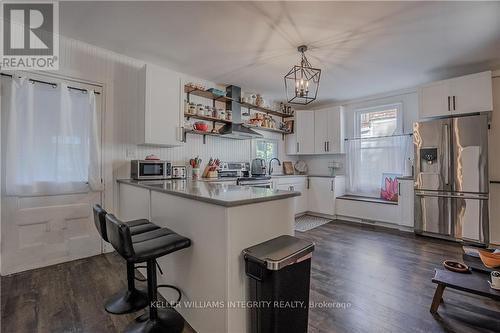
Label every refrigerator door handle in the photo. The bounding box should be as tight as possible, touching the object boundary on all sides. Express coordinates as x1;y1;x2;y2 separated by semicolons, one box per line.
415;192;488;200
443;124;450;186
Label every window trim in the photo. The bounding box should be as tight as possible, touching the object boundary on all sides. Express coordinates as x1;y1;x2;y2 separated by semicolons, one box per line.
251;138;279;162
354;102;403;138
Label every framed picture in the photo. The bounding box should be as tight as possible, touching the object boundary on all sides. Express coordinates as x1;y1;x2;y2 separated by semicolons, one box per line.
284;120;294;133
283;161;294;175
380;173;401;202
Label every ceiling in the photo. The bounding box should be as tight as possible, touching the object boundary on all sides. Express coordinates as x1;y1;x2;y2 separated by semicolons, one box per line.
60;1;500;107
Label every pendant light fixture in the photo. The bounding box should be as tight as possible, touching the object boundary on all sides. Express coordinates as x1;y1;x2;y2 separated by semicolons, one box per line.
284;45;321;105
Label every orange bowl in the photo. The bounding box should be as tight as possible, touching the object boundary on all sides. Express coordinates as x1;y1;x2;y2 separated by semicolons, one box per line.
478;250;500;268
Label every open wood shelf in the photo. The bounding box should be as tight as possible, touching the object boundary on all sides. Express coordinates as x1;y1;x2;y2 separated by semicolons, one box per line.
239;102;294;118
243;124;292;135
184;86;233;102
184;113;232;124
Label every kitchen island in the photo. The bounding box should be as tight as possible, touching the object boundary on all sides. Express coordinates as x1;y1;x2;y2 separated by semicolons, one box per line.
117;179;299;333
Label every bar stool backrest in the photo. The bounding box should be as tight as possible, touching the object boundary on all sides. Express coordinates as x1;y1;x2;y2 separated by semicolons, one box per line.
93;204;109;242
105;214;135;259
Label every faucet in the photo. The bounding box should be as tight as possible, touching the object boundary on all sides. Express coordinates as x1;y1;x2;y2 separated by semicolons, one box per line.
268;158;281;175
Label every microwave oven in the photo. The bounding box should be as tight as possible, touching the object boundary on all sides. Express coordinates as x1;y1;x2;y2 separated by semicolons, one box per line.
131;160;171;180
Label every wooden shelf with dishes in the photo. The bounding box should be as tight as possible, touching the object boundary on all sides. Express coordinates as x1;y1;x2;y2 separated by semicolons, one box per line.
184;113;232;124
184;85;233;103
243;124;292;135
183;129;224;144
239;102;294;119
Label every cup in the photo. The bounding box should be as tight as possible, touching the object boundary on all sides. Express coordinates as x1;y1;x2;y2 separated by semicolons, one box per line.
192;168;200;180
489;271;500;290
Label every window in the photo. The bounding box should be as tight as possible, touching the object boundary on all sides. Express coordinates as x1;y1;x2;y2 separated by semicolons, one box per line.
355;104;402;138
347;103;410;199
253;139;278;163
1;75;102;196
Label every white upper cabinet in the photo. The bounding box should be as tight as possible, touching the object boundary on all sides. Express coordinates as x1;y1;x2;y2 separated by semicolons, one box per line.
450;72;493;115
295;110;315;154
419;71;492;119
314;106;345;154
138;63;183;147
314;110;329;153
288;107;345;155
327;106;345;154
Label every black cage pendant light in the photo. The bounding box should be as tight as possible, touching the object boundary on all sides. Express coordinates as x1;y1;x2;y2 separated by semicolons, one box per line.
284;45;321;105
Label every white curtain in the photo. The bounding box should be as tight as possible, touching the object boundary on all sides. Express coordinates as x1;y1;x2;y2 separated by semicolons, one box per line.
3;76;102;196
346;135;412;198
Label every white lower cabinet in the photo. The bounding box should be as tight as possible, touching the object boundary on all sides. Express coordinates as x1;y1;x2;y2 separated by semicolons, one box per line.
398;179;414;228
274;176;345;216
308;177;335;215
275;177;308;215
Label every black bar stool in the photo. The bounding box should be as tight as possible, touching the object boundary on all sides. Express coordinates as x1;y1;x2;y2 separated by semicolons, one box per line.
106;213;191;333
93;204;159;314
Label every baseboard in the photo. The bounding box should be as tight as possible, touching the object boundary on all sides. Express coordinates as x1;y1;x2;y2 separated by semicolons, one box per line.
335;215;414;233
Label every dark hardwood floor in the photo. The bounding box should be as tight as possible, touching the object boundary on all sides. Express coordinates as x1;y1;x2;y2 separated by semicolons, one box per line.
1;220;500;333
296;220;500;333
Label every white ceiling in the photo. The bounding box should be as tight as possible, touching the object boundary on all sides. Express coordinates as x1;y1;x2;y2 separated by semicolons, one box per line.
60;1;500;107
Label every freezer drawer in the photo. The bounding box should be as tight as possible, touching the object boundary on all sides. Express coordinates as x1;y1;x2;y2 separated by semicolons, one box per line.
454;197;489;244
415;194;452;236
415;191;489;244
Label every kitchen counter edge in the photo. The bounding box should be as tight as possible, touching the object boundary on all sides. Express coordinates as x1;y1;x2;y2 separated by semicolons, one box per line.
117;179;300;207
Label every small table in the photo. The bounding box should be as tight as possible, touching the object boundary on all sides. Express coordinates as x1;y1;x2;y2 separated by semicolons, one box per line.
430;269;500;314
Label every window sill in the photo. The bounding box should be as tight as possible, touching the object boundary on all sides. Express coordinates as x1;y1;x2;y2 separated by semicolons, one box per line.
337;195;398;205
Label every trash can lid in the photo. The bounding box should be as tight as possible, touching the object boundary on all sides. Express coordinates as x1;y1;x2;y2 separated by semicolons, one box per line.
242;235;315;271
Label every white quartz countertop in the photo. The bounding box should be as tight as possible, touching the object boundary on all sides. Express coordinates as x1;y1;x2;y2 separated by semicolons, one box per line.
118;179;300;207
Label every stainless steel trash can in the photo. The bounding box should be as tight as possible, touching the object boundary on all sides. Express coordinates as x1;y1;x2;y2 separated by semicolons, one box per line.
243;235;315;333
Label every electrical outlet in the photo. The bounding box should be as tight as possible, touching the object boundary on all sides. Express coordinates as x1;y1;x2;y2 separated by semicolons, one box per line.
126;148;136;159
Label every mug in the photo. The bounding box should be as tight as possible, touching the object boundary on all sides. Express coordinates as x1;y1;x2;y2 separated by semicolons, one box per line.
488;271;500;290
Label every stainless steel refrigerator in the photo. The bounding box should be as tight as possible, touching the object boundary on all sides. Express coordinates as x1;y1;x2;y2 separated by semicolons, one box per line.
414;114;489;245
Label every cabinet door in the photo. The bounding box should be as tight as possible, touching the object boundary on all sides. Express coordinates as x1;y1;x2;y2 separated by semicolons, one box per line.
398;180;414;228
450;71;493;115
296;111;315;154
419;81;450;119
327;106;345;153
139;64;183;147
285;133;298;155
314;110;328;154
308;178;335;215
293;182;308;215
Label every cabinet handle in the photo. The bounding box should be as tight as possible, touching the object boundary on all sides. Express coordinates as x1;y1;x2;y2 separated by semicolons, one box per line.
324;141;327;152
307;178;310;189
296;142;299;153
398;182;401;196
331;180;334;191
448;96;451;111
327;141;330;152
453;96;456;110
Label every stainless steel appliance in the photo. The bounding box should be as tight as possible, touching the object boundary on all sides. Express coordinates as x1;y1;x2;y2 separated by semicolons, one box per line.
218;162;250;178
171;166;186;179
131;160;171;180
251;158;267;176
217;161;272;188
414;114;489;245
237;176;272;189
